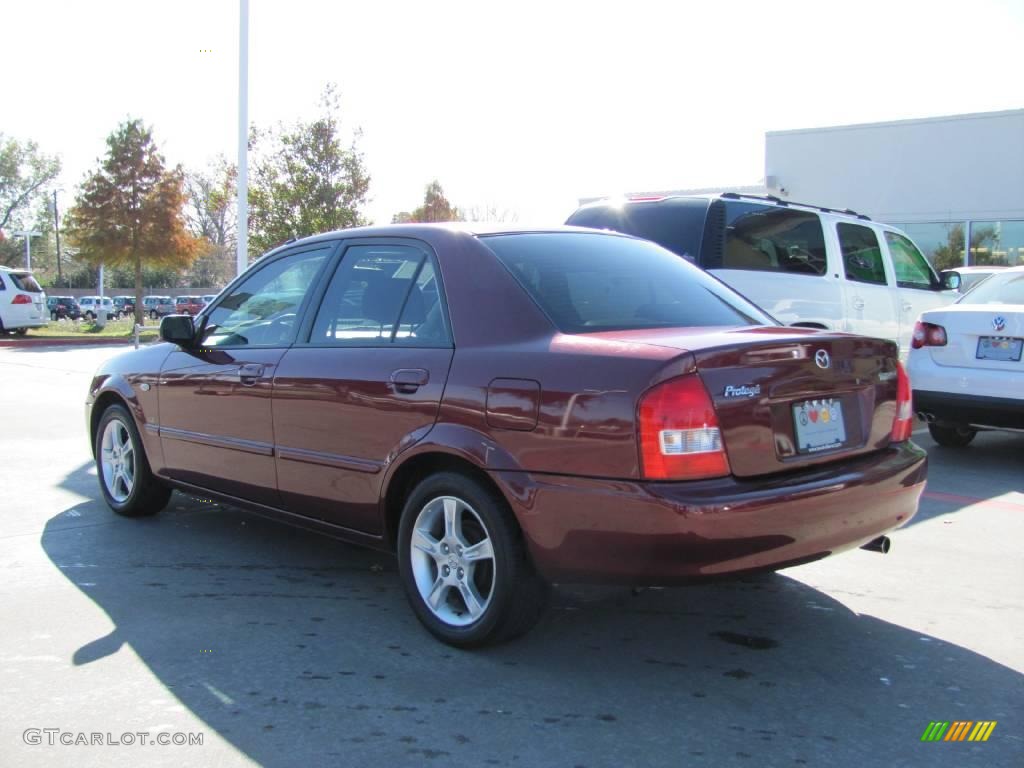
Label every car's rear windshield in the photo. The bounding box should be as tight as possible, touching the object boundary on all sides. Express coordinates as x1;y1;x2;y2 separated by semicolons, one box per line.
482;232;776;334
958;271;1024;305
9;272;42;292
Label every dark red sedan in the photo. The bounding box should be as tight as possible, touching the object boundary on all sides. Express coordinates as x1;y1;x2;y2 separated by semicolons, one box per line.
86;225;926;646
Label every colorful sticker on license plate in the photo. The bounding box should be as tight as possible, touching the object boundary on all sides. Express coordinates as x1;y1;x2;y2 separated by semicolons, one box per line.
976;336;1023;362
793;398;847;454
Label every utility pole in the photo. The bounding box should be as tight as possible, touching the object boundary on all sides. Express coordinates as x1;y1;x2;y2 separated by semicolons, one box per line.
237;0;249;277
11;230;42;270
52;190;63;286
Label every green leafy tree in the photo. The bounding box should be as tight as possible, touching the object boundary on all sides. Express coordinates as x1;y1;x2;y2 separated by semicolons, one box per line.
249;84;370;256
0;135;61;235
0;135;61;268
392;180;464;224
65;119;200;324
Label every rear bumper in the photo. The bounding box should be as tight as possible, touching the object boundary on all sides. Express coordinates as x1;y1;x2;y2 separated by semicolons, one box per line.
492;442;927;585
913;389;1024;431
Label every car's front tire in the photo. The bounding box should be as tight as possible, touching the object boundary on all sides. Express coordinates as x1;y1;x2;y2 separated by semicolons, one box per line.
928;422;977;448
95;404;171;517
397;472;549;648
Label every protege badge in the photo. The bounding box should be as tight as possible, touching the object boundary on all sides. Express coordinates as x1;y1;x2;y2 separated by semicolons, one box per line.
723;385;761;398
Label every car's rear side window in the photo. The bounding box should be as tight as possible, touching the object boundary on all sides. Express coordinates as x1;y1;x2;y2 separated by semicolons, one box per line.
701;202;827;276
483;232;775;334
309;244;450;347
838;223;888;285
9;272;42;292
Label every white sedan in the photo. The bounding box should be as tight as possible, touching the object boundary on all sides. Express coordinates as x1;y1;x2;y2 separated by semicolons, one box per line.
909;266;1024;446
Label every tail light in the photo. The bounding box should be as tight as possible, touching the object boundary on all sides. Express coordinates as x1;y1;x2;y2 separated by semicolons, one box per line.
891;361;913;442
638;374;730;480
12;294;32;305
911;321;946;349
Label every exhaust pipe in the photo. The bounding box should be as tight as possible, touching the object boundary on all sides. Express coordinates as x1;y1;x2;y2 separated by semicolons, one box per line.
861;536;891;554
917;411;935;423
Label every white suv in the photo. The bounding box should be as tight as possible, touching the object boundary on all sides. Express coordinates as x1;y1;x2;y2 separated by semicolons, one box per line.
0;266;47;335
568;193;961;355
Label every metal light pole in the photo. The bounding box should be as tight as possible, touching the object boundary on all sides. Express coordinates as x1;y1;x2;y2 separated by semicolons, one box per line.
52;190;63;285
11;230;42;270
237;0;249;277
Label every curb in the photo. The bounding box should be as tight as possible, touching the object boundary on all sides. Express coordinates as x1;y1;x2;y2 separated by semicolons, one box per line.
0;336;156;348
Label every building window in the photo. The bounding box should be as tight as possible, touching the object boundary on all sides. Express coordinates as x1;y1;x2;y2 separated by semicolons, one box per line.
968;220;1024;267
890;222;967;271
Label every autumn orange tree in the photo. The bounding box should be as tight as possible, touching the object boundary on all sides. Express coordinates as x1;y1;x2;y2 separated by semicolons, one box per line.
392;180;463;223
65;119;200;324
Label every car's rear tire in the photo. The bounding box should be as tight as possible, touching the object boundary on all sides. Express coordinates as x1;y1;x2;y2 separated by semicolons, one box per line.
397;471;550;648
94;404;171;517
13;327;27;336
928;423;977;448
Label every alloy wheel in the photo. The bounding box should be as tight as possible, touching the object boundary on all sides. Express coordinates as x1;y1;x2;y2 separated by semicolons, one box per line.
100;418;136;503
409;496;496;627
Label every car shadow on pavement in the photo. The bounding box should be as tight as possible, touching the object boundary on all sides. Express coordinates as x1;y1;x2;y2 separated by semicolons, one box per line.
38;475;1022;768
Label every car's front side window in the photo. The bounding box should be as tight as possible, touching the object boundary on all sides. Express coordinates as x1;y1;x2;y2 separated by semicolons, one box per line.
885;231;939;290
199;246;332;348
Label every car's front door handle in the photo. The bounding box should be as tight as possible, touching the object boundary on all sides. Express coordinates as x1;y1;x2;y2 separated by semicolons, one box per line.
390;368;429;394
238;363;265;386
852;297;865;311
902;302;913;313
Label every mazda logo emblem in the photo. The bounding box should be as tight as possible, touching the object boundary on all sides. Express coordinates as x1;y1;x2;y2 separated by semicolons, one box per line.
814;349;831;369
993;316;1006;332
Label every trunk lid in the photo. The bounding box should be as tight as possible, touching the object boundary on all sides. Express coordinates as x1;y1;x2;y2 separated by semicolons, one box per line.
590;326;901;478
920;305;1024;371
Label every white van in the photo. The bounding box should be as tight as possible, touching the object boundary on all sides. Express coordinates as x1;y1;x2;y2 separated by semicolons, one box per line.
567;193;961;355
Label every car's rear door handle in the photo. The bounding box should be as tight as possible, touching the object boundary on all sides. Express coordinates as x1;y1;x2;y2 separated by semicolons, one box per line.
238;363;265;386
852;297;865;311
902;302;914;313
390;368;429;394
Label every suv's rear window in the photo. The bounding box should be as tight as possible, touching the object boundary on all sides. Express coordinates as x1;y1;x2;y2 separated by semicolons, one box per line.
483;232;775;334
9;272;42;292
566;198;710;263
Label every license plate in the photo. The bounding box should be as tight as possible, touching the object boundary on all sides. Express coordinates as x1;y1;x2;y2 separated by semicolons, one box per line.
793;398;847;454
976;336;1023;362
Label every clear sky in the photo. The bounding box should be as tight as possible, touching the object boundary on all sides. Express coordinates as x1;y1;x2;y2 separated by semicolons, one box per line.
4;0;1023;227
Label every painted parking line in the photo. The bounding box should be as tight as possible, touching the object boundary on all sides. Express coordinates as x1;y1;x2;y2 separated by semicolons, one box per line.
922;491;1024;512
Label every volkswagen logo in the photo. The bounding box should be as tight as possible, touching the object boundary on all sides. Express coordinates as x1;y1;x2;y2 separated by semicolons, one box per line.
993;316;1006;332
814;349;831;369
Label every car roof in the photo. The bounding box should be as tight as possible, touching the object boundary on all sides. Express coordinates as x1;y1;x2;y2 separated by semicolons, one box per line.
259;223;631;260
575;192;875;223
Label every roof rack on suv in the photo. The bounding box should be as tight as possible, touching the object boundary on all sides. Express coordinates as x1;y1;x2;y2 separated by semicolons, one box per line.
719;191;871;221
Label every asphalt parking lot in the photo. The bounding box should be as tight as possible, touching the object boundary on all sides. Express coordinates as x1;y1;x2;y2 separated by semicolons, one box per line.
1;344;1021;768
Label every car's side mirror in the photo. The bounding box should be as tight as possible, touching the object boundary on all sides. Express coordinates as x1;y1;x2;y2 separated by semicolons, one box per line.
940;270;961;291
160;314;196;346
